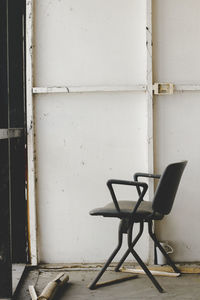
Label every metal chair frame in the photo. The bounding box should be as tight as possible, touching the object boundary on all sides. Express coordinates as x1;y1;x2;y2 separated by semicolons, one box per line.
89;161;187;293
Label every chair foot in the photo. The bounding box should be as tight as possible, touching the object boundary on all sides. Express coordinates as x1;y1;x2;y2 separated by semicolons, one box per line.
89;282;98;290
88;284;96;290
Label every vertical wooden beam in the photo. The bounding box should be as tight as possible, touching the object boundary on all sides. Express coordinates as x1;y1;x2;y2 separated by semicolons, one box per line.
146;0;154;264
146;0;153;182
26;0;38;265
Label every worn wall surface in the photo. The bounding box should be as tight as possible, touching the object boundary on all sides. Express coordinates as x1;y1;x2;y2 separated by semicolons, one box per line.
34;0;149;263
32;0;200;264
153;0;200;262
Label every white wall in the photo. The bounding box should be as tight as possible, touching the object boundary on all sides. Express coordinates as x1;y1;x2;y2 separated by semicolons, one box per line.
153;0;200;262
33;0;149;263
32;0;200;264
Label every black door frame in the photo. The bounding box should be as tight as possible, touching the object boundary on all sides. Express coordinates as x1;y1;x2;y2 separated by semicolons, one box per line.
0;0;27;298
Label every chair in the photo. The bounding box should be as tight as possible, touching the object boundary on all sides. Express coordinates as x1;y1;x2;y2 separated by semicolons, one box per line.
89;161;187;292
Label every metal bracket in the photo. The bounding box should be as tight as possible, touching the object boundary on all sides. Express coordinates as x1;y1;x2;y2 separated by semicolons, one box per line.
153;83;174;95
0;128;23;140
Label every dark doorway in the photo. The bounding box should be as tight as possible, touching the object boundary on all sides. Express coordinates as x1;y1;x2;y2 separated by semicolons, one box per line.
0;0;27;297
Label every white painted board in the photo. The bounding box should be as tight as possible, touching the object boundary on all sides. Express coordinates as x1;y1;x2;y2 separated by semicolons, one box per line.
34;0;146;86
153;0;200;262
35;92;149;263
33;0;149;263
153;0;200;83
154;93;200;262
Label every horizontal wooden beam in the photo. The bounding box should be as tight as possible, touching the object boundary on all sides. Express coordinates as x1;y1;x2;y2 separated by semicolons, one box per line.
32;84;200;95
175;84;200;92
32;85;146;94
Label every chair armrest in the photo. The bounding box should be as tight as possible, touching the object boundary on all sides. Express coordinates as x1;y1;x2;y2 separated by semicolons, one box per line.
133;173;161;196
107;179;148;213
133;173;161;181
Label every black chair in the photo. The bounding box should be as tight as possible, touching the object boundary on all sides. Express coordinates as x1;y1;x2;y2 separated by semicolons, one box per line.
89;161;187;292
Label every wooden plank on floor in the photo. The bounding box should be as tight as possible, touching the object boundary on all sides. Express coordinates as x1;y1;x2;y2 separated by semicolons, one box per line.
120;268;180;277
134;265;200;274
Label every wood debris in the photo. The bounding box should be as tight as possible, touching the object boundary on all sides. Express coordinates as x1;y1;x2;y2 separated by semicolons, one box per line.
29;272;69;300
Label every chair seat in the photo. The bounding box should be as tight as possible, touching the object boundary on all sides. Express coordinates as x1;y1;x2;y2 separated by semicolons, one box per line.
90;200;163;221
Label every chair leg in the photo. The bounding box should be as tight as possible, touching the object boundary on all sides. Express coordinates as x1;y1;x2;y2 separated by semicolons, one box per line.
148;221;180;273
115;221;144;272
127;224;164;293
88;220;124;290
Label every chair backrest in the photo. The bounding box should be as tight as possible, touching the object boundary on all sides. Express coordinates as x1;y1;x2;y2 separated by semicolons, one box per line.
152;161;187;215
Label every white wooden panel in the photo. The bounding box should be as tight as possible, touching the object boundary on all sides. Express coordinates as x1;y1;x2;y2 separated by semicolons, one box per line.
34;0;146;86
153;0;200;262
153;0;200;83
154;93;200;262
26;0;37;265
35;92;149;263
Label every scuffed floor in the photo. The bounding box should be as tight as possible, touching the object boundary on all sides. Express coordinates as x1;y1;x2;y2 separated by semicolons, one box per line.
14;267;200;300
